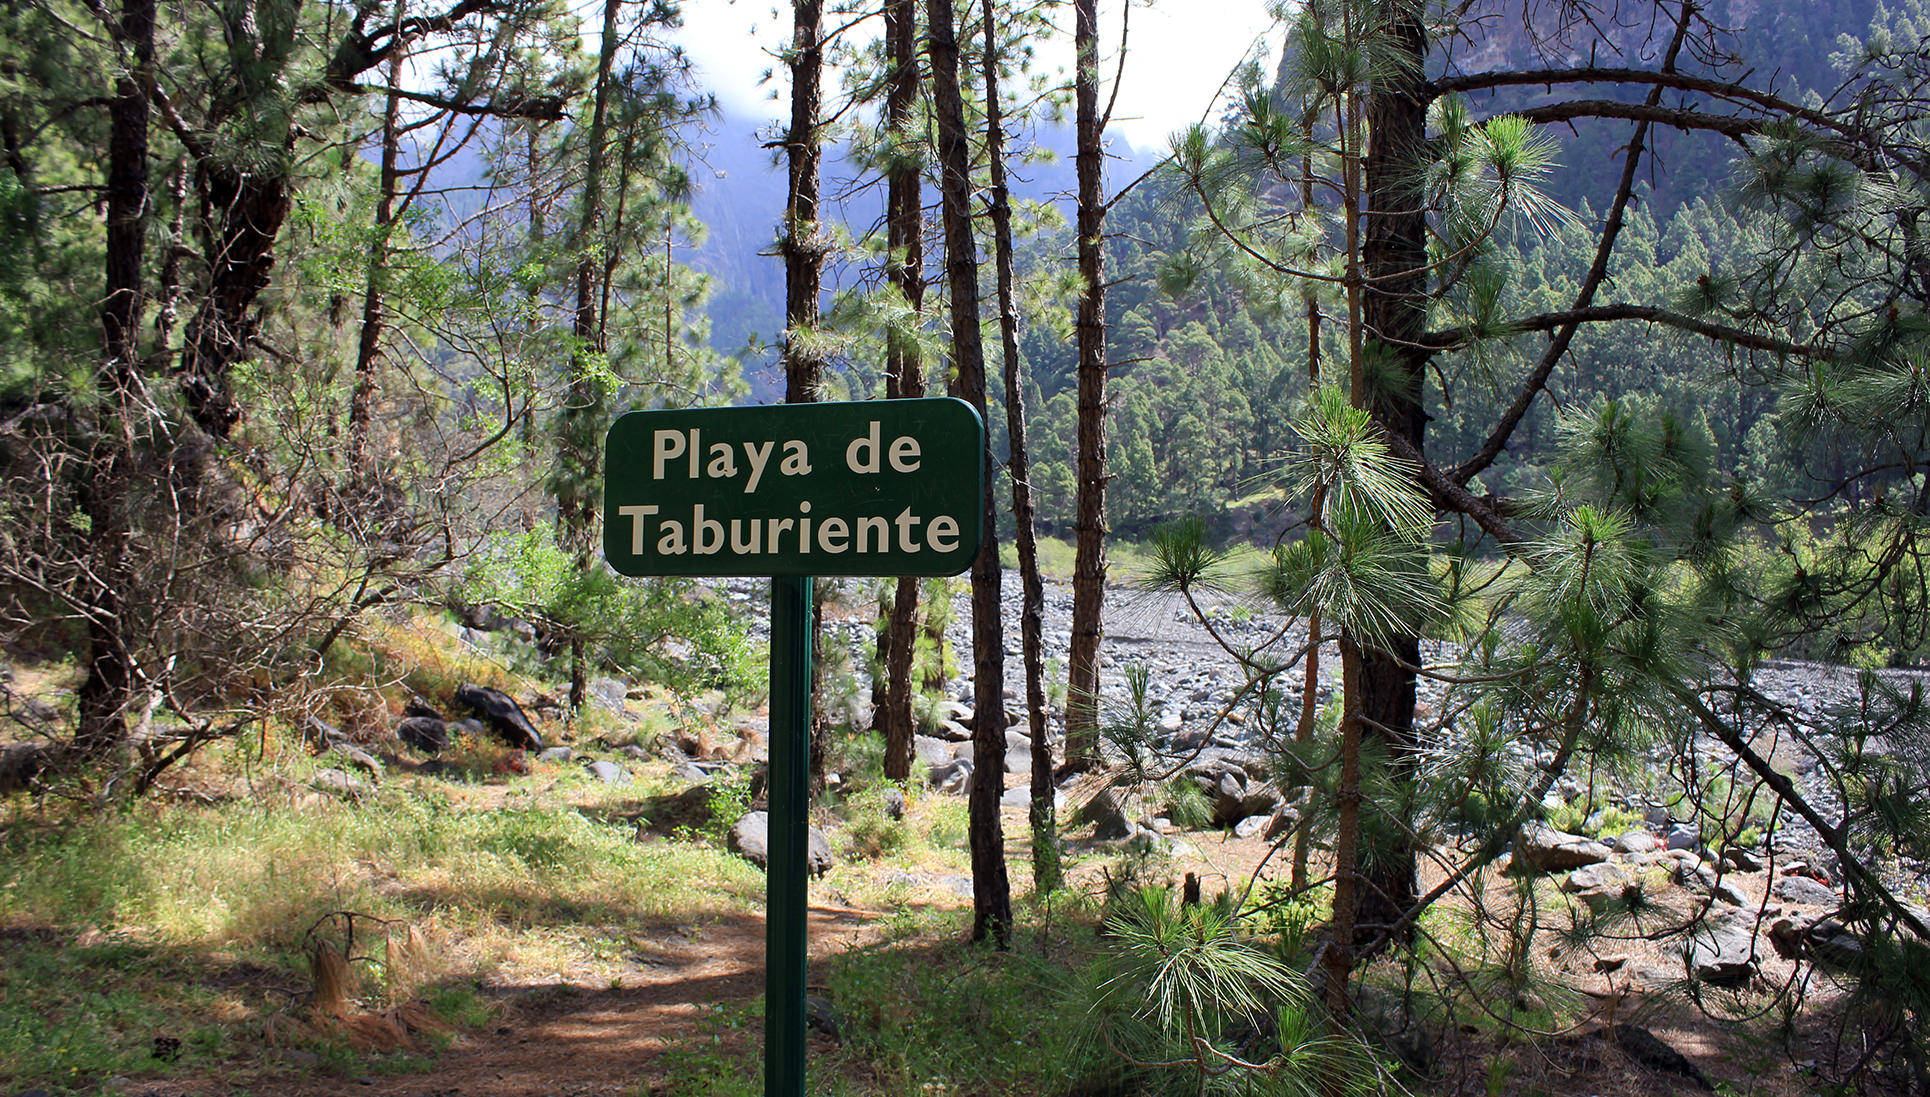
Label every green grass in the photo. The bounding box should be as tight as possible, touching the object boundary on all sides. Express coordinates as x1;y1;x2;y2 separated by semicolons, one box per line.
0;768;769;1093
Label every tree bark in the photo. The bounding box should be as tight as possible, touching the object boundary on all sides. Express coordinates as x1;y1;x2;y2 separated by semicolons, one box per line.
349;18;407;493
1352;0;1430;955
557;0;623;716
781;0;830;790
978;2;1058;892
76;0;156;763
926;0;1011;946
1065;0;1107;772
880;0;926;783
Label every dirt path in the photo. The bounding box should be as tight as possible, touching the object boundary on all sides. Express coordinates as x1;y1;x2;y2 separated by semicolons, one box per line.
156;906;879;1097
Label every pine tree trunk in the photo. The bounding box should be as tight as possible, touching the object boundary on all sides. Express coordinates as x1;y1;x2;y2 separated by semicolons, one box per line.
1065;0;1107;772
1353;0;1430;956
880;0;925;783
559;0;624;716
76;0;155;763
978;4;1059;892
781;0;829;789
926;0;1011;946
349;24;405;493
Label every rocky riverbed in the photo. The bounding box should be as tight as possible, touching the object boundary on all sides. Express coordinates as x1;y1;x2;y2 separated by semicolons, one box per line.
768;569;1930;907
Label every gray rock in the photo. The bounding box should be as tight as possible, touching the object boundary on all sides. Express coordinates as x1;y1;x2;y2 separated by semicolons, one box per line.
588;677;629;714
1773;874;1840;907
1517;824;1614;872
913;736;955;768
1232;814;1270;840
329;744;384;780
880;787;906;820
452;682;545;751
1722;846;1763;873
1564;863;1637;893
584;759;631;786
1092;809;1135;841
928;758;973;794
1686;922;1758;986
310;768;370;800
537;746;574;763
1665;824;1701;851
937;719;974;743
727;811;832;876
805;993;842;1041
1614;830;1657;854
937;873;973;897
395;716;447;755
1004;743;1032;774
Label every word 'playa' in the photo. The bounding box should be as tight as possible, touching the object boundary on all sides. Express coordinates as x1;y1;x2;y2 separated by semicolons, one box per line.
603;398;985;578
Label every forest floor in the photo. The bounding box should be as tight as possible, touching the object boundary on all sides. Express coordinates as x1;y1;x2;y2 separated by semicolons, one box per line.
1;758;1869;1097
3;573;1915;1097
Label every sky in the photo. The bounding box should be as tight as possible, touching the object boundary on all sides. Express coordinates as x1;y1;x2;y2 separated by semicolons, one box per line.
671;0;1283;155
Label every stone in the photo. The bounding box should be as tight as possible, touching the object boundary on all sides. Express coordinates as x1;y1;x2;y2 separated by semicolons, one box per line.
452;683;545;751
880;788;906;821
1665;824;1701;852
395;716;447;755
584;759;631;786
1156;711;1183;734
1686;922;1758;986
1774;874;1839;907
1767;912;1816;959
1673;859;1719;892
1232;815;1270;840
913;736;955;768
1614;830;1657;854
1711;880;1750;907
727;811;832;876
1722;845;1763;873
1517;823;1613;872
1564;863;1637;893
587;677;629;714
1805;919;1865;966
1003;744;1031;774
1092;808;1135;841
537;746;574;763
937;719;974;743
310;768;370;800
329;744;384;780
928;758;973;794
804;994;842;1042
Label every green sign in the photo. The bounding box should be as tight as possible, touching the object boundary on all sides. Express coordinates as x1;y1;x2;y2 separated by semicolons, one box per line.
602;398;985;577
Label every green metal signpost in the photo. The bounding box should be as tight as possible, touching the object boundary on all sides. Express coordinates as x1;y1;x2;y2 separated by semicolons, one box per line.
604;398;984;1097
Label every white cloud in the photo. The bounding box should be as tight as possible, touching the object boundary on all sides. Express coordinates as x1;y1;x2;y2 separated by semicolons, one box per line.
671;0;1279;154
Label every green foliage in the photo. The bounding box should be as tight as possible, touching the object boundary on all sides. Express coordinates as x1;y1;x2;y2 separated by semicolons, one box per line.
459;526;756;697
825;939;1113;1095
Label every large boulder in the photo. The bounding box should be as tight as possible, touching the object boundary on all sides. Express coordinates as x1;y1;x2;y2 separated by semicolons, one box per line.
913;736;955;768
928;758;973;794
728;811;832;876
1685;918;1758;986
396;716;447;755
1773;874;1840;907
1516;824;1613;872
453;683;544;751
587;677;629;714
